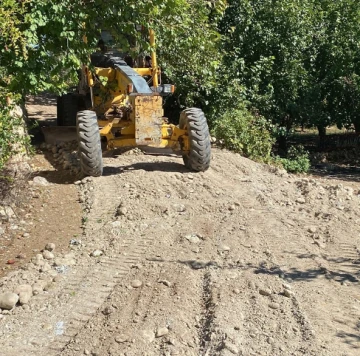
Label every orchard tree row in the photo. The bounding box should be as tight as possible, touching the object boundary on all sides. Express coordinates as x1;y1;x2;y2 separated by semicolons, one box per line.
1;0;360;167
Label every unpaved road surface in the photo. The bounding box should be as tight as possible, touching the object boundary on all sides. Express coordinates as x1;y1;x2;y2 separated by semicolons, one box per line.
1;146;360;356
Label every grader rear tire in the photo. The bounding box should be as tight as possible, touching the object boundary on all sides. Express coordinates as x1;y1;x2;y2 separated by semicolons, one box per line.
57;93;79;126
179;108;211;172
77;110;103;177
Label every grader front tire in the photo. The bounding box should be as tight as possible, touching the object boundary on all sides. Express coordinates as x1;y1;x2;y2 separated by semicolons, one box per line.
77;110;103;177
179;108;211;172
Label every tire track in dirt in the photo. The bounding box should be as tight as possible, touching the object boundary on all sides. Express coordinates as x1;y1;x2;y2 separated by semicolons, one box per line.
0;170;157;355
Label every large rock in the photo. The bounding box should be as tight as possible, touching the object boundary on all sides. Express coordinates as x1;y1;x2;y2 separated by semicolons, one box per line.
0;292;19;310
33;176;49;186
45;243;56;252
43;250;54;260
15;284;33;305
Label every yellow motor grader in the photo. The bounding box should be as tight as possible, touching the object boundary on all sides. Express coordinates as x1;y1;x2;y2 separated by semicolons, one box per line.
57;29;211;177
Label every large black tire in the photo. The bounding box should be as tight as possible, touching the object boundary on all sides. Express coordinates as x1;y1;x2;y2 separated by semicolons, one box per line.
77;110;103;177
179;108;211;172
57;93;80;126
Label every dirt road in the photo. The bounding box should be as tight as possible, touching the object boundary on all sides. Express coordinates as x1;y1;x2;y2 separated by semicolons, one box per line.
1;144;360;355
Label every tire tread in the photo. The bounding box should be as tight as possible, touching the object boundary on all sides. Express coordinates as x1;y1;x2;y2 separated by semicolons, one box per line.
179;108;211;172
77;110;103;177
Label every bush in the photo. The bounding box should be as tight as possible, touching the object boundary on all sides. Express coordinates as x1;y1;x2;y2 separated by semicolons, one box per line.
213;104;275;162
276;145;310;173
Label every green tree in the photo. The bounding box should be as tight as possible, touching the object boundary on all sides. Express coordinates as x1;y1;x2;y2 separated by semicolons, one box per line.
217;0;360;138
0;0;222;166
219;0;315;128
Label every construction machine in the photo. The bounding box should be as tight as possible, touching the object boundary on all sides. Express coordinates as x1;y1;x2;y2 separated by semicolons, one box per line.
57;29;211;177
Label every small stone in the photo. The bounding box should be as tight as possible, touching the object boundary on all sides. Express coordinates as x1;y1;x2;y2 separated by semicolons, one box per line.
111;221;121;228
32;280;49;295
117;207;128;216
158;280;172;287
248;281;256;289
45;243;56;252
223;341;239;354
33;176;49;186
43;250;54;260
115;335;128;343
103;306;113;315
131;280;142;288
184;234;200;244
314;241;326;249
282;283;291;290
218;244;230;252
40;262;52;273
15;284;32;305
0;292;19;310
228;205;236;211
142;330;155;343
284;289;294;298
296;197;306;204
269;302;280;310
91;250;103;257
233;288;240;295
307;226;317;233
42;324;53;330
173;204;186;213
259;288;272;296
156;327;169;338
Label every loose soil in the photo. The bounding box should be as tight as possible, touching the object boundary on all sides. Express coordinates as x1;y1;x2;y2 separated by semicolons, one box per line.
0;96;359;356
0;153;83;278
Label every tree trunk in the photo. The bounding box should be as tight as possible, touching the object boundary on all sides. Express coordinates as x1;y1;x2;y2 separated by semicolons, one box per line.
317;125;326;137
353;120;360;134
277;135;287;156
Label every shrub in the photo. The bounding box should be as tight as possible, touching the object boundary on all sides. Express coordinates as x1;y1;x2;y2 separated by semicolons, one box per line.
213;104;275;162
276;145;310;173
0;101;30;170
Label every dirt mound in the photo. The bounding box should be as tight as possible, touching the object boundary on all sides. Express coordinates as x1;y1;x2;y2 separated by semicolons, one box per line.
0;147;359;355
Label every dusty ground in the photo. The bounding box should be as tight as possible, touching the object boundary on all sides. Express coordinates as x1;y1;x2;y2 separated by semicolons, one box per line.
0;97;359;356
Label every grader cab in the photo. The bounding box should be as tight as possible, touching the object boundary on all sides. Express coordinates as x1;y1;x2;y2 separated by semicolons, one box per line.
57;29;211;177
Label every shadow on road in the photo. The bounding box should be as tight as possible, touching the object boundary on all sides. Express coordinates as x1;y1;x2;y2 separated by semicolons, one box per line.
147;253;360;285
32;150;80;185
310;165;360;183
122;161;189;173
337;331;360;350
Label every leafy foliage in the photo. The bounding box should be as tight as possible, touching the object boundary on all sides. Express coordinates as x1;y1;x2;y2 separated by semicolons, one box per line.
2;0;360;168
276;145;310;173
0;0;222;165
219;0;315;127
213;103;275;162
0;101;30;169
331;74;360;133
218;0;360;136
